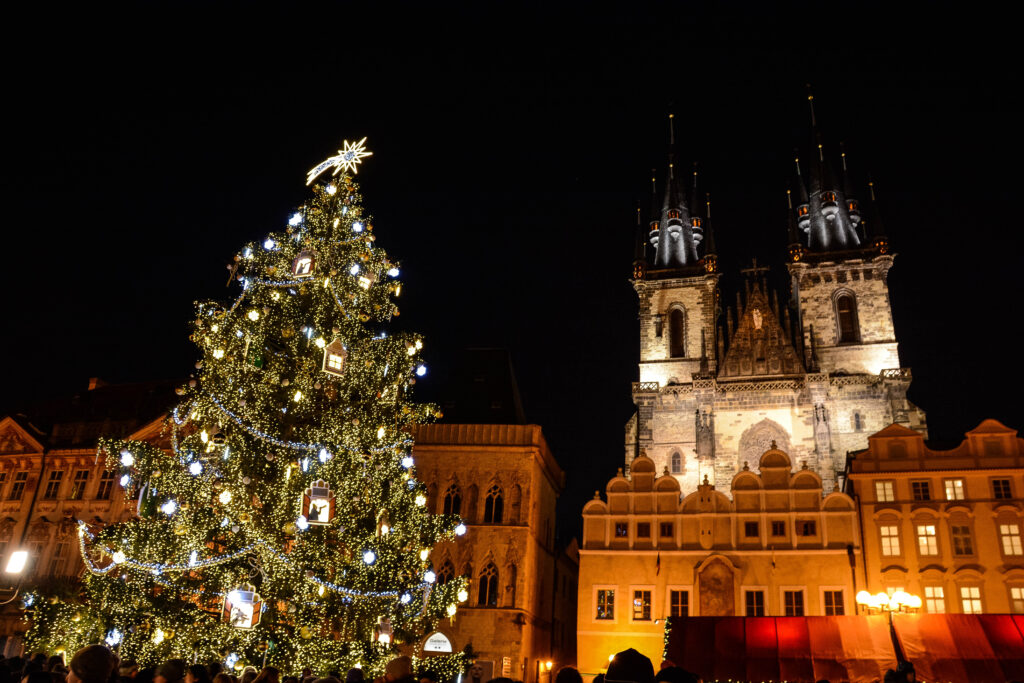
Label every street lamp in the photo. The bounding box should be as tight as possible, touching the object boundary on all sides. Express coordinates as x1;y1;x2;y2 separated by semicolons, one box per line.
1;549;29;605
856;590;921;669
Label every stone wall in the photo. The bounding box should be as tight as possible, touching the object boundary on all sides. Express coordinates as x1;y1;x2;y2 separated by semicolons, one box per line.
635;275;718;385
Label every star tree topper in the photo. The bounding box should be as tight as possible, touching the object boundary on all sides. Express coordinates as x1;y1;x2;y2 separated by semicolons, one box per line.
306;137;373;184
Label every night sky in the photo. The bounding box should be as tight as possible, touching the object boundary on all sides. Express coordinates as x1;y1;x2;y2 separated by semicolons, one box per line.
3;5;1020;539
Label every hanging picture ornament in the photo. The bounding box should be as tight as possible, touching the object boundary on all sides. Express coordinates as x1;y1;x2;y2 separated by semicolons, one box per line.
292;250;316;278
322;338;348;378
223;584;263;629
301;479;336;525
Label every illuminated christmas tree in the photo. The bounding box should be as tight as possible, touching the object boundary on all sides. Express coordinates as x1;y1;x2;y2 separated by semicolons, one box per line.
26;140;469;675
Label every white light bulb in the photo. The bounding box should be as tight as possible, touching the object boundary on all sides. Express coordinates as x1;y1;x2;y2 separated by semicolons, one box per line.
352;221;364;232
120;450;134;467
458;589;469;603
388;267;400;277
189;550;198;566
289;213;303;226
293;390;303;402
248;310;259;321
228;590;242;604
119;474;130;487
416;365;427;376
315;337;326;348
419;548;430;561
111;551;127;565
424;570;436;584
213;349;225;359
415;340;423;350
319;448;332;463
236;329;244;338
219;490;232;504
362;550;376;565
264;238;275;250
415;494;426;506
455;523;467;536
326;184;337;195
152;628;165;645
377;426;386;440
189;462;202;475
447;603;457;617
200;430;209;443
105;629;122;647
301;457;309;472
349;264;360;275
401;455;414;469
160;500;177;515
401;593;412;604
296;515;309;531
243;248;253;259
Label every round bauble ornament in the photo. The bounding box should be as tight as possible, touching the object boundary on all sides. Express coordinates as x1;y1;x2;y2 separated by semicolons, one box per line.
351;418;360;426
409;379;416;385
282;328;296;338
299;285;308;295
265;453;274;461
152;470;161;478
195;361;203;369
314;382;321;389
238;513;250;523
176;387;186;396
330;268;338;276
332;326;340;335
234;254;241;262
239;399;246;407
266;266;277;275
174;524;186;536
283;522;297;535
305;570;314;578
231;525;240;533
281;378;290;387
300;626;312;639
263;306;270;314
189;379;197;388
242;476;251;485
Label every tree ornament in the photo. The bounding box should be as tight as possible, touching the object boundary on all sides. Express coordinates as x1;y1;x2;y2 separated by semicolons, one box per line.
322;338;348;377
292;250;316;278
223;585;263;629
301;480;336;525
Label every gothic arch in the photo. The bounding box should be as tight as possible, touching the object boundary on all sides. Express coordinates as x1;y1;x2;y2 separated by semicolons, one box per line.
670;451;683;474
463;483;478;523
832;288;861;344
668;305;687;358
738;419;791;470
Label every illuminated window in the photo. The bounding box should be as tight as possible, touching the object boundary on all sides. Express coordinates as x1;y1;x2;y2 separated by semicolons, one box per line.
993;479;1012;500
944;479;965;501
951;525;974;556
925;586;945;613
442;485;461;516
1011;587;1024;614
632;590;652;621
669;309;686;358
636;523;651;538
822;191;837;204
917;524;938;555
880;525;901;556
483;485;503;524
960;586;982;614
1000;524;1023;555
43;471;63;500
745;590;765;616
667;209;680;220
97;470;116;500
875;480;895;502
8;472;27;501
659;522;674;538
670;590;689;617
824;590;844;616
477;563;498;607
70;470;89;500
784;590;805;616
327;353;344;370
835;293;859;343
911;481;931;501
596;589;615;620
614;522;628;538
670;451;682;474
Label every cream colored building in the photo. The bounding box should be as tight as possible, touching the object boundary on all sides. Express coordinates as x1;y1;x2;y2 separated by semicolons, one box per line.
577;449;860;675
0;379;174;654
413;422;577;683
846;419;1024;614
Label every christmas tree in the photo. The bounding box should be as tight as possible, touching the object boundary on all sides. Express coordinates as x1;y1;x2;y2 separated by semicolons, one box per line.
26;140;469;676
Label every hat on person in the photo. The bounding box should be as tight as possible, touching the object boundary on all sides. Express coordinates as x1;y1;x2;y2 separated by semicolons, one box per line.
156;660;187;683
605;649;654;683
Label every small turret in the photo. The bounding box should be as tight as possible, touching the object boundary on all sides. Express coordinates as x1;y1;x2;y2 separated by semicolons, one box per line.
794;155;811;232
841;143;861;228
632;202;647;280
689;164;703;248
867;177;889;255
702;192;718;273
649;113;701;268
647;169;660;258
786;188;805;263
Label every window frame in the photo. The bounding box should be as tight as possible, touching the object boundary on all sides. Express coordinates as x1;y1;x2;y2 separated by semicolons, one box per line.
594;586;617;622
477;562;499;607
916;523;939;556
875;480;895;503
944;479;966;501
630;586;654;622
879;524;902;556
635;522;651;539
781;587;806;617
924;585;946;613
992;478;1013;500
911;480;932;502
744;588;767;617
96;470;116;500
70;469;89;500
659;521;674;539
8;471;28;501
950;523;974;557
668;307;686;358
999;523;1024;556
483;485;504;524
821;588;845;616
959;585;983;614
833;291;861;344
667;587;690;618
43;470;64;500
771;520;786;537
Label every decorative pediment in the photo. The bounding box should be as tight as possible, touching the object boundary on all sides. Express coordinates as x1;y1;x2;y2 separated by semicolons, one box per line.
0;417;45;455
719;282;803;378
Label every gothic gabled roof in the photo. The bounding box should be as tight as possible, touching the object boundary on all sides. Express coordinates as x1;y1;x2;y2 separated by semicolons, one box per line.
718;280;804;379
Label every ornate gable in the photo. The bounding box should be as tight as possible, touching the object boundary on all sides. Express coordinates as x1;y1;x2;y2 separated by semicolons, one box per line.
719;282;803;378
0;417;45;455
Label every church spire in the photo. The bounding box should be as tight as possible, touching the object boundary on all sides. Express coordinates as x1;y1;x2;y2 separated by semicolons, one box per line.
649;113;700;269
786;189;805;263
866;176;889;254
795;90;863;254
633;200;647;279
702;192;718;273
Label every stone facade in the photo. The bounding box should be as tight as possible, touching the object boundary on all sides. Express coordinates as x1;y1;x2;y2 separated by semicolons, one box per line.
412;424;577;682
627;259;927;494
846;419;1024;614
577;449;861;675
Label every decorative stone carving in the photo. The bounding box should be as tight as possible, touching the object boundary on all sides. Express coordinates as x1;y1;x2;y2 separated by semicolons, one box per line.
698;558;735;616
739;419;792;470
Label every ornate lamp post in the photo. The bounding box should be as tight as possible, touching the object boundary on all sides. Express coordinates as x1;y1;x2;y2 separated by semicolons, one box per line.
856;590;921;668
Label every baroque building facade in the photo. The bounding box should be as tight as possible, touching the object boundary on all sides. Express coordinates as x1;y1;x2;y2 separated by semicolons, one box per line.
626;113;926;493
577;449;860;674
0;379;176;655
845;419;1024;615
413;423;577;683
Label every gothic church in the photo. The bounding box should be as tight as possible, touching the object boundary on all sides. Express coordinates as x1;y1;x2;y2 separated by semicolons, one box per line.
625;109;927;492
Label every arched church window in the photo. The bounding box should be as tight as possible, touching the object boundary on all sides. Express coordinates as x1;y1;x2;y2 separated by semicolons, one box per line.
669;308;686;358
438;560;455;584
484;485;504;524
478;563;499;607
671;452;682;474
835;293;860;343
443;485;461;516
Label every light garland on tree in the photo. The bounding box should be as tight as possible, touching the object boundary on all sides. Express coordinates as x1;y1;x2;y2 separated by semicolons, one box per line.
26;142;468;675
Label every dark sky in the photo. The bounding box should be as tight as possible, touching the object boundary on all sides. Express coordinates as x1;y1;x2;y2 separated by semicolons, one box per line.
3;4;1020;539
